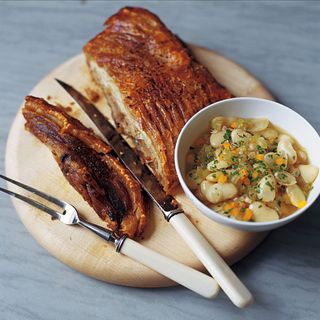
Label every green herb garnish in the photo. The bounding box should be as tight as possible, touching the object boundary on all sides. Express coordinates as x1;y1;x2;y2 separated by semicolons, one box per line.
266;181;275;191
223;129;232;141
257;145;266;154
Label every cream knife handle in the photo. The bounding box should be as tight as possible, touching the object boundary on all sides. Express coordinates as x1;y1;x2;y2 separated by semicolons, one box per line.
119;238;219;298
169;213;253;308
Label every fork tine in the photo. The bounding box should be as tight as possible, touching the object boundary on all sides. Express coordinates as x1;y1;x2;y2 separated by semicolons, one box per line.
0;186;61;220
0;174;65;207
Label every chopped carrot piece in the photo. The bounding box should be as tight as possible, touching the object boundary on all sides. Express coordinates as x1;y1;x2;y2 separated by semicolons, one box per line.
252;171;259;179
230;207;240;217
230;121;237;129
243;208;253;221
255;154;264;161
239;168;248;177
218;174;228;184
229;202;237;208
232;147;240;155
224;202;238;212
223;141;231;149
275;157;286;166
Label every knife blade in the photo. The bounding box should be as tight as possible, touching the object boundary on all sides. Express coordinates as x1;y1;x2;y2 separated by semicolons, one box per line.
55;79;181;219
56;78;253;308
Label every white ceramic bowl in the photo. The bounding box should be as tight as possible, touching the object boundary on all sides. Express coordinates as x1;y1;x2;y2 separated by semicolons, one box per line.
175;97;320;232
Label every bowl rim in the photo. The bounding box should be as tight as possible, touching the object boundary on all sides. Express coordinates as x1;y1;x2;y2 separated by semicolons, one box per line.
174;97;320;228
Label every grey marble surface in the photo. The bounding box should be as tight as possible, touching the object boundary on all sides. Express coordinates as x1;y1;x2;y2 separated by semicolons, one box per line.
0;1;319;319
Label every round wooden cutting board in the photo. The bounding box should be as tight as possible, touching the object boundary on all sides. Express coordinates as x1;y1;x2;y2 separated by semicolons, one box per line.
5;45;273;288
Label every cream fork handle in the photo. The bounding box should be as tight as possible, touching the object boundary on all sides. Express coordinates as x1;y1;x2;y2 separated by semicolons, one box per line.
119;238;219;298
169;213;253;308
78;219;219;298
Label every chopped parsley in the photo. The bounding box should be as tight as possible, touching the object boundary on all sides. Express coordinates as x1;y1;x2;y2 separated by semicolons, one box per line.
231;170;239;176
254;186;261;193
231;156;238;163
278;173;287;180
266;181;275;191
256;145;266;154
223;129;232;141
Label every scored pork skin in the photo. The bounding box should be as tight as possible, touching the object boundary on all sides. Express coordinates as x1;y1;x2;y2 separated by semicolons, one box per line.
83;7;232;192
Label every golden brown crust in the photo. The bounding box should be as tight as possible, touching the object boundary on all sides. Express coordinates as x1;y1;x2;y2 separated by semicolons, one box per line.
83;7;232;192
22;96;147;238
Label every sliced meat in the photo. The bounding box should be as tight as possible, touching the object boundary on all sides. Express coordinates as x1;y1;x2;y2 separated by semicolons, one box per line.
22;95;147;238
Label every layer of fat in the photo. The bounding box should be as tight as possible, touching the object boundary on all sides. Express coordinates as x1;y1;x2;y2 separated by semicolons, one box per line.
88;60;164;182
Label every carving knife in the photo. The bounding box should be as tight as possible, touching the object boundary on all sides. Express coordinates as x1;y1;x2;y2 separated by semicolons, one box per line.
56;79;253;308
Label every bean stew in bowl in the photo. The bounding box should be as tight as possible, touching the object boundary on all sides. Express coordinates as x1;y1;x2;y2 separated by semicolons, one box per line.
175;98;320;232
185;116;318;222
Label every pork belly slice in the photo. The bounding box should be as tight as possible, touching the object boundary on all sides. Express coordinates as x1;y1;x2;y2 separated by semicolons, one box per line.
22;96;147;238
83;7;232;193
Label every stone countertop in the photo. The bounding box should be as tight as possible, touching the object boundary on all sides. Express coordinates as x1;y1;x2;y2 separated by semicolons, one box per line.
0;1;319;319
